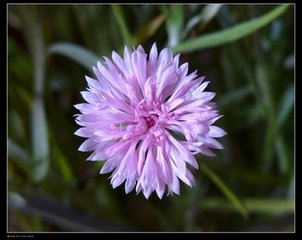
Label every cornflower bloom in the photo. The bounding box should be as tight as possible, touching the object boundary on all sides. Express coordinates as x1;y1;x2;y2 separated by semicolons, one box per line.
75;43;226;199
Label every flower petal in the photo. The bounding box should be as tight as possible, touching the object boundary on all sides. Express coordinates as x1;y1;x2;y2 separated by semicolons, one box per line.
147;43;158;74
78;139;97;152
209;126;227;138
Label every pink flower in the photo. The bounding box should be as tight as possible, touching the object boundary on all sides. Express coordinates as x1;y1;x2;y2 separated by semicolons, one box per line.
74;43;226;199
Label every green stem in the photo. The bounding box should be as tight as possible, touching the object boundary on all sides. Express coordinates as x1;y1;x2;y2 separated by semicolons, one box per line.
201;164;249;219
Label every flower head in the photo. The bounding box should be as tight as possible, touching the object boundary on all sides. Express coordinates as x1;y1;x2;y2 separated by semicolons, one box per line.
75;43;226;199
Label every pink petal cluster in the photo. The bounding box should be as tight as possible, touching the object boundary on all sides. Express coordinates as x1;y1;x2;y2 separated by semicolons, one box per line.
75;43;226;199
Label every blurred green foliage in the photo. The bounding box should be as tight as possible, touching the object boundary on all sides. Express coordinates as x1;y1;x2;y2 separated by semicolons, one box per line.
8;4;294;232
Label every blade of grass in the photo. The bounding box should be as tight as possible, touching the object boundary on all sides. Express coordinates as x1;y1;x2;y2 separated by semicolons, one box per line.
133;14;166;45
199;4;222;25
31;99;49;182
8;138;29;163
163;5;184;48
275;135;290;175
173;5;289;53
51;137;76;184
182;4;222;39
112;5;133;46
201;164;249;219
201;198;294;214
218;85;252;108
256;64;282;173
48;43;100;71
287;175;294;199
276;84;294;128
9;193;132;231
17;6;49;182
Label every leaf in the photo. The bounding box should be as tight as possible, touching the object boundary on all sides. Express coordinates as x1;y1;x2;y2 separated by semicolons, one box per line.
245;199;294;213
164;5;184;48
287;175;294;199
182;4;222;39
275;136;289;174
173;5;289;53
201;164;249;218
31;98;49;182
112;5;133;46
199;4;222;24
218;85;252;108
9;193;132;231
276;84;294;128
16;6;50;182
201;198;294;214
8;138;29;163
133;14;166;45
52;140;75;183
48;43;100;71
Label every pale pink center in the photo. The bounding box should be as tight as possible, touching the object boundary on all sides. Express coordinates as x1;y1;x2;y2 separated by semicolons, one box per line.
124;100;172;141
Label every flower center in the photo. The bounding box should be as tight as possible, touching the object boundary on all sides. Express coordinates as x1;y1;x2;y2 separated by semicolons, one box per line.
144;114;158;128
119;100;173;141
